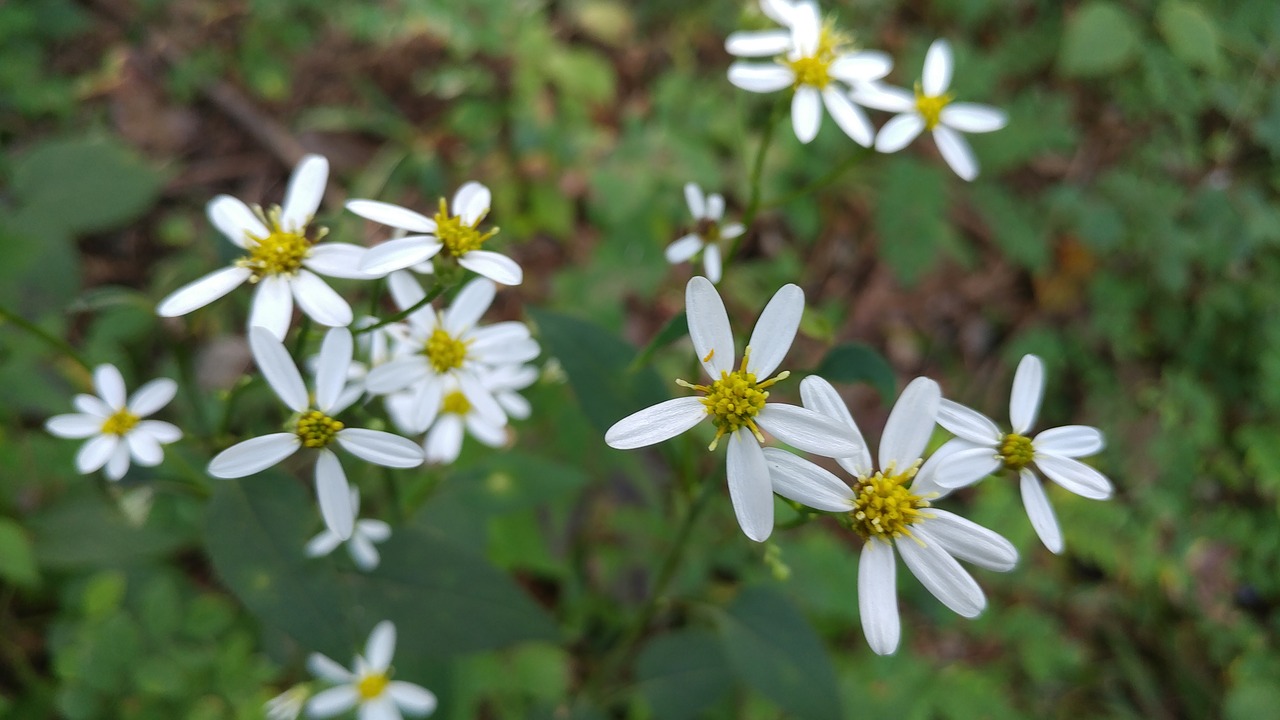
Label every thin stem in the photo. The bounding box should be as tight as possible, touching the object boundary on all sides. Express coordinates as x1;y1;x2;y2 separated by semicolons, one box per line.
354;282;446;335
0;305;90;370
173;341;212;441
292;314;313;358
731;100;787;261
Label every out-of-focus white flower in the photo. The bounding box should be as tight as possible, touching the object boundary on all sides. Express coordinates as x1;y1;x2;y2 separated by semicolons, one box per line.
417;375;508;465
45;364;182;481
306;621;437;719
265;684;310;720
157;155;369;340
482;363;538;421
305;490;392;571
854;39;1007;180
664;183;744;284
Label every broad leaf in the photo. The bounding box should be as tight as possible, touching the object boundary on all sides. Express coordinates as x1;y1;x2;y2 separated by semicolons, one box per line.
635;629;733;720
812;343;896;403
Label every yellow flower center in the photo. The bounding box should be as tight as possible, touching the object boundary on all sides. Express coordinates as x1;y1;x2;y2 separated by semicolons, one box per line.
356;672;389;700
237;206;322;281
294;409;344;448
914;83;953;131
783;24;847;89
850;461;930;541
422;326;470;373
441;390;471;415
100;409;140;436
999;433;1035;472
678;349;789;451
434;197;499;258
695;218;722;243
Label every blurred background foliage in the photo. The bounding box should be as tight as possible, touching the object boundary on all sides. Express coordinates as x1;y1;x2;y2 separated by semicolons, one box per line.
1;0;1279;717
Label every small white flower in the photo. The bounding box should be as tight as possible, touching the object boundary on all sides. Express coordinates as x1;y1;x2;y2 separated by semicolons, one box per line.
854;39;1007;181
306;621;437;719
45;364;182;481
482;363;539;421
664;183;744;284
207;327;424;540
932;354;1113;554
727;1;892;145
157;155;369;340
766;376;1018;655
605;277;862;542
350;181;523;286
305;490;392;571
416;375;509;465
265;684;310;720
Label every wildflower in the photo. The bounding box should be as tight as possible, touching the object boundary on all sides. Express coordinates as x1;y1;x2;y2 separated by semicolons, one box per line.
265;684;310;720
664;183;744;284
306;621;437;719
305;490;392;571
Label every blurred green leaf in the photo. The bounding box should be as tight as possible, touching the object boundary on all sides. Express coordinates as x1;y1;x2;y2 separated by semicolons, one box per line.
0;517;39;587
1057;2;1140;77
874;158;953;286
1156;0;1222;72
12;137;163;234
29;494;185;569
812;343;896;403
635;629;733;720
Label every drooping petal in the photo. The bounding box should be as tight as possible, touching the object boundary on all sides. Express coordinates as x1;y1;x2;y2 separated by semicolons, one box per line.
453;181;491;226
444;278;496;335
424;415;464;464
315;449;355;540
685;276;734;376
719;222;745;240
496;391;531;420
458;250;523;286
931;445;1002;489
933;126;979;181
207;433;300;478
763;447;853;512
604;397;706;449
306;686;359;718
127;378;177;417
849;84;915;113
465;414;508;448
348;533;381;571
358;698;400;720
799;376;873;476
387;270;427;311
664;234;704;263
897;525;985;617
937;399;1002;445
388;682;438;715
358;518;392;543
1020;469;1064;554
726;429;773;542
105;443;131;480
292;270;353;328
365;620;397;672
791;85;822;144
156;266;252;317
922;39;954;97
705;194;725;222
703;244;723;285
346;199;438;233
76;434;118;474
683;182;706;220
1034;453;1114;500
408;377;444;434
336;428;423;468
307;652;355;682
727;63;795;93
874;113;925;153
859;539;900;656
281;154;329;232
126;430;164;466
46;414;103;439
365;358;429;395
250;275;294;341
305;529;344;557
315;328;354;412
755;404;863;458
940;103;1007;133
822;87;874;147
829;51;893;84
207;195;268;248
94;364;127;408
1034;425;1105;458
879;377;940;471
923;509;1018;572
724;29;793;58
1009;354;1045;434
249;326;309;412
746;283;803;377
305;243;374;280
136;420;182;444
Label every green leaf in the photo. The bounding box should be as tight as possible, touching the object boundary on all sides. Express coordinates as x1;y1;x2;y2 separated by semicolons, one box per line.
812;343;896;403
12;137;163;234
970;184;1049;270
635;629;733;720
633;311;688;368
29;493;186;569
874;158;954;286
0;518;39;587
1057;2;1140;77
1156;0;1222;72
716;585;842;720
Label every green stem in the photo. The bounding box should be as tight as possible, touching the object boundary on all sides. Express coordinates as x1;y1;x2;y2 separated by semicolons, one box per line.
292;315;313;358
354;282;446;335
0;304;90;370
173;341;212;441
761;147;867;211
731;100;787;262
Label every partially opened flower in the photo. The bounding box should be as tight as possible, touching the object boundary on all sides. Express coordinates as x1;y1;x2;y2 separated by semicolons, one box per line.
306;621;437;719
854;39;1007;180
45;364;182;481
157;155;369;340
605;277;861;542
208;327;423;539
932;354;1113;554
305;489;392;571
766;376;1018;655
351;181;522;286
664;183;744;284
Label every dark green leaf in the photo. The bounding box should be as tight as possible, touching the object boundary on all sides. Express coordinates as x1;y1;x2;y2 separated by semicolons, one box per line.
0;517;39;587
812;343;896;403
635;629;733;720
29;493;186;569
1057;2;1140;77
873;158;954;286
13;137;164;234
1156;0;1222;72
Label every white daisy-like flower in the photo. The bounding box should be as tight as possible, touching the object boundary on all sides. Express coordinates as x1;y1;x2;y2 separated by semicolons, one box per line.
306;621;437;720
350;181;522;286
265;685;310;720
364;275;539;433
664;183;744;284
482;363;538;422
931;354;1113;554
156;155;369;340
727;1;892;145
45;364;183;481
207;327;423;539
853;39;1007;181
305;489;392;571
605;276;862;542
420;375;508;465
766;375;1018;655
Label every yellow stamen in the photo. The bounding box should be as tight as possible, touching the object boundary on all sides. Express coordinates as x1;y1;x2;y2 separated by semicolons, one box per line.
999;433;1035;472
678;349;790;450
295;409;343;448
783;23;848;89
236;205;321;281
914;82;953;131
356;672;389;700
434;197;499;258
100;409;140;436
849;460;930;541
422;326;470;373
441;390;471;415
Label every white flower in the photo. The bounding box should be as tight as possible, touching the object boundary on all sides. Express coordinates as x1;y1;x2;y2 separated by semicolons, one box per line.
364;275;539;433
664;183;744;284
853;39;1007;181
932;354;1112;554
306;621;437;720
605;277;862;542
265;685;310;720
482;363;539;421
766;375;1018;655
207;327;423;539
45;364;182;481
305;490;392;571
724;0;803;57
350;181;522;286
156;155;369;340
418;375;508;465
727;2;891;145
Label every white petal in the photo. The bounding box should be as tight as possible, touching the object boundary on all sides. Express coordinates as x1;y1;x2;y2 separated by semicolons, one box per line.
850;84;915;113
387;270;427;311
126;430;164;466
458;250;523;286
923;509;1018;572
136;420;182;444
879;377;940;471
605;397;706;449
408;378;444;433
940;103;1007;133
897;526;985;617
281;154;328;232
931;446;1002;489
207;433;300;478
336;428;423;468
937;399;1002;444
127;378;177;417
465;414;507;448
705;194;725;222
726;429;773;542
207;195;267;248
73;394;113;418
307;653;355;683
790;85;822;144
874;113;925;153
77;435;118;474
859;539;900;655
388;682;437;715
249;326;309;412
746;284;802;377
799;376;873;476
156;266;251;317
911;437;981;500
305;529;344;558
292;270;353;328
305;243;376;280
727;62;794;93
365;620;397;671
1020;469;1063;554
358;519;392;543
359;238;442;277
685;276;734;376
94;364;127;408
933;126;979;181
788;1;819;56
315;328;354;412
724;29;793;57
755;404;863;457
763;447;853;512
1033;454;1113;500
359;698;400;720
444;278;496;334
496;391;531;420
348;533;381;571
365;358;429;395
822;87;874;147
665;234;704;263
760;0;798;25
105;443;131;480
1034;425;1105;458
46;414;103;439
703;244;723;285
456;373;507;425
250;275;294;342
719;222;745;240
683;182;706;219
306;686;359;717
922;39;953;97
453;181;491;226
1009;354;1045;434
346;199;438;233
424;415;464;464
315;449;355;540
829;51;893;84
